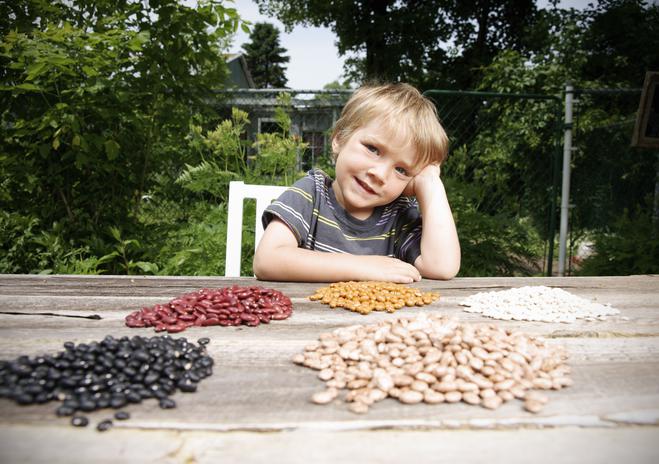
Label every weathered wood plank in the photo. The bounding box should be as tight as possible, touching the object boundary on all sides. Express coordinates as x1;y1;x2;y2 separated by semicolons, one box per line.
1;274;658;459
1;332;658;430
1;296;656;339
1;425;658;464
1;274;657;297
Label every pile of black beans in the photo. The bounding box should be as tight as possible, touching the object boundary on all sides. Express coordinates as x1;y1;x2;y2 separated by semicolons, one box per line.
0;335;213;430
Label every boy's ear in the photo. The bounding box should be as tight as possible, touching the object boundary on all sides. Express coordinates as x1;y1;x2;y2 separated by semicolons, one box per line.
331;137;340;155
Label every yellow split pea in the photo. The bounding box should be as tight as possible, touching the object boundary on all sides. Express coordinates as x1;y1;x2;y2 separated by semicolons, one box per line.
309;281;439;315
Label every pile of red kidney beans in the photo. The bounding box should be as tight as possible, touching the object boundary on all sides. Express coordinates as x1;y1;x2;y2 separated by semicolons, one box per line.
125;286;293;332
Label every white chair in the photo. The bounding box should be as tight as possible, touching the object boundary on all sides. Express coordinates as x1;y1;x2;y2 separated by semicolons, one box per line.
225;181;287;276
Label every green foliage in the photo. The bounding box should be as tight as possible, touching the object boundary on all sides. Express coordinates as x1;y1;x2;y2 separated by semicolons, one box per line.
138;100;305;276
0;212;42;273
581;0;659;87
3;0;656;278
0;212;107;274
447;179;544;277
252;93;307;185
153;202;230;276
1;0;245;274
577;206;659;276
98;227;159;275
242;22;289;88
177;109;250;202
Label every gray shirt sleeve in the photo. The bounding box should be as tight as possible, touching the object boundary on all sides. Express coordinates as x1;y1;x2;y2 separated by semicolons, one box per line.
262;175;316;247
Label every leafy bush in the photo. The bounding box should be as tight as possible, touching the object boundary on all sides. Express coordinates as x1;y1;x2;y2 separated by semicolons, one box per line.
577;206;659;276
146;98;306;276
447;179;545;276
1;0;242;273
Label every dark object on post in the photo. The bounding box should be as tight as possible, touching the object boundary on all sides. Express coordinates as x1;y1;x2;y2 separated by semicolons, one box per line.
632;71;659;148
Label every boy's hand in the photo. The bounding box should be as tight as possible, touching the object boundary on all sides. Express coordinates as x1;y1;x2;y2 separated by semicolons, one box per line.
356;256;421;283
403;163;441;198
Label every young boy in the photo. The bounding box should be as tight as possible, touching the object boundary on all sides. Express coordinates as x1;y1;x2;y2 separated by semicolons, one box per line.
253;83;460;283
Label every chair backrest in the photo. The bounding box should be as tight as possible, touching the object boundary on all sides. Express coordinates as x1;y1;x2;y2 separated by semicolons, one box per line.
225;181;287;277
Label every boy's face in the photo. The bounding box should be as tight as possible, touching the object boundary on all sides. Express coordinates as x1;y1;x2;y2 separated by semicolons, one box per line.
332;117;420;220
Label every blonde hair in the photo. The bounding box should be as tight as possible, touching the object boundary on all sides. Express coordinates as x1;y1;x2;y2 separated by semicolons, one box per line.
331;83;449;166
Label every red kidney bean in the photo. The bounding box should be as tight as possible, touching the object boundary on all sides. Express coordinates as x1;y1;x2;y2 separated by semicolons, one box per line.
202;318;220;326
125;286;293;333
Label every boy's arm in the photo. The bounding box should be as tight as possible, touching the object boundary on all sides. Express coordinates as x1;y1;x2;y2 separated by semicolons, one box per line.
410;164;461;280
253;219;421;283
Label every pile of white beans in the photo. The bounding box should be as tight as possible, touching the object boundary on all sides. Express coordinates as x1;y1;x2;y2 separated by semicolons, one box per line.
461;286;620;323
294;313;571;414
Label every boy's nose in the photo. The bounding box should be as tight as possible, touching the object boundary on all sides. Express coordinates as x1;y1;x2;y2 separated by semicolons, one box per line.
367;163;388;185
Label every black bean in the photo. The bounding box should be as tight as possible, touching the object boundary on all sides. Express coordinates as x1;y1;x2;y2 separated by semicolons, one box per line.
56;405;75;416
76;343;90;352
71;415;89;427
114;359;127;369
197;337;210;346
1;335;212;425
96;419;113;432
177;379;197;393
125;390;141;403
62;399;79;409
96;397;110;409
142;372;159;386
59;377;78;389
114;411;130;420
153;389;168;400
159;398;176;409
23;383;43;395
73;386;88;396
79;398;96;412
16;393;34;405
110;395;127;409
132;350;150;363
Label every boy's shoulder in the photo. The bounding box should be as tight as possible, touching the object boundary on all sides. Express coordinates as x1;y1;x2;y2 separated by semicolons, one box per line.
295;169;332;191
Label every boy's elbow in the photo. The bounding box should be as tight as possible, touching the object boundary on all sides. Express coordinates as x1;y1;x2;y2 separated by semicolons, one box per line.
252;251;270;280
424;267;459;280
417;257;460;280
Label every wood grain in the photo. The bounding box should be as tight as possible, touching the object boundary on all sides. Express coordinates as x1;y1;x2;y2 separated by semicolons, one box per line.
1;274;658;463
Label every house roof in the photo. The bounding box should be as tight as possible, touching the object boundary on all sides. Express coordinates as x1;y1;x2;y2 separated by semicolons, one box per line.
225;53;256;89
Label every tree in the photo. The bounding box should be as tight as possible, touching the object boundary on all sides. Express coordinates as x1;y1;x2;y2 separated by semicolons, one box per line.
458;1;659;275
0;0;243;272
242;22;289;88
253;0;537;89
581;0;659;87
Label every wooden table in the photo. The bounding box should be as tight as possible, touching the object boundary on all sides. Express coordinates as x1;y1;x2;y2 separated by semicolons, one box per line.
1;274;658;463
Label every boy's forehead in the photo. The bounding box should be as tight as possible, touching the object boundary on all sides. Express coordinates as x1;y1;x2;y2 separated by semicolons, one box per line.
361;118;423;167
361;117;412;145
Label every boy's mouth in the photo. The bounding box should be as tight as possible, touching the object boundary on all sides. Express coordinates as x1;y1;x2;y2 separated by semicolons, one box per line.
355;177;376;195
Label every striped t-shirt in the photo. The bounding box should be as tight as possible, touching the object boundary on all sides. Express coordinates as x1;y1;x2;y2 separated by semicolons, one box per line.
262;169;422;264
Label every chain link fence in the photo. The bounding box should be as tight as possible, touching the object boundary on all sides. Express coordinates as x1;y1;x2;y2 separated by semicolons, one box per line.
425;90;563;276
564;87;654;275
213;87;653;277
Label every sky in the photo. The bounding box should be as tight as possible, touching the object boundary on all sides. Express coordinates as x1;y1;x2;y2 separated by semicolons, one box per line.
227;0;344;89
226;0;619;90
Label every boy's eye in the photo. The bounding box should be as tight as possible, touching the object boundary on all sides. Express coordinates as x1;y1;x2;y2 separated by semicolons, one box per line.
395;166;409;176
365;144;378;153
